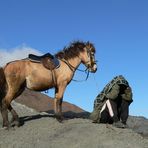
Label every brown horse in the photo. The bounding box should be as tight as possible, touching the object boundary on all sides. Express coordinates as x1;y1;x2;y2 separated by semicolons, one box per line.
0;41;97;129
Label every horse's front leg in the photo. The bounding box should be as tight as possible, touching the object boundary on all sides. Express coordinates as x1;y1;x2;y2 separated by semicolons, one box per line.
54;83;67;121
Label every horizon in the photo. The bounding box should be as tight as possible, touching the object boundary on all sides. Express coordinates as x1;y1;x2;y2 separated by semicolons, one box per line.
0;0;148;118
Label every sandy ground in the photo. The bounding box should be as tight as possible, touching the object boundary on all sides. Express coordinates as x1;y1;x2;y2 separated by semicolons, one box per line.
0;102;148;148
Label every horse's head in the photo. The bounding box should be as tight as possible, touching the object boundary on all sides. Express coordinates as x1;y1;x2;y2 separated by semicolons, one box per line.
80;42;97;73
55;41;97;73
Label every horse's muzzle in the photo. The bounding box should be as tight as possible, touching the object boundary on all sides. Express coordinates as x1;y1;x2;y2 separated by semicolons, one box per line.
89;63;97;73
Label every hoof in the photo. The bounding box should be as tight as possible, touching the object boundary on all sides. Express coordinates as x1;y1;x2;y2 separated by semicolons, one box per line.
10;118;21;127
55;113;64;123
2;126;9;130
2;124;10;130
10;120;20;127
1;125;16;131
113;121;125;128
2;122;10;130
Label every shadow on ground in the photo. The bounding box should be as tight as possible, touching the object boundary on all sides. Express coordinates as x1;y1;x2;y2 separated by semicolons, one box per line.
18;111;90;126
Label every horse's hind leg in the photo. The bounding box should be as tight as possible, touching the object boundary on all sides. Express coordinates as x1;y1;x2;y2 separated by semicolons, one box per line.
0;99;9;129
0;89;19;129
8;88;26;127
8;105;20;127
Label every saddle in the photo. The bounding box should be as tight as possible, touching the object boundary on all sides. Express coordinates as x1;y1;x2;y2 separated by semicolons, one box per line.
28;53;60;70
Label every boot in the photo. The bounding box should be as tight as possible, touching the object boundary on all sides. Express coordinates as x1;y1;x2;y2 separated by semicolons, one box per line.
113;121;125;128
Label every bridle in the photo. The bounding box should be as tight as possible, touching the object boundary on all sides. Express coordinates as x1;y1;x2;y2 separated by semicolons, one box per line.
61;46;96;82
84;46;97;70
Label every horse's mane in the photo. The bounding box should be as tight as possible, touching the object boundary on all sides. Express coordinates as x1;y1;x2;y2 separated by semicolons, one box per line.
55;41;95;60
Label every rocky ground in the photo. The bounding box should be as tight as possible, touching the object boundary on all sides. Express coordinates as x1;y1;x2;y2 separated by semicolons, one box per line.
0;89;148;148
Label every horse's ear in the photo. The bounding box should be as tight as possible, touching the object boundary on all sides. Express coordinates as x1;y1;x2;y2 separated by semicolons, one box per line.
86;41;90;47
86;41;90;45
86;41;96;52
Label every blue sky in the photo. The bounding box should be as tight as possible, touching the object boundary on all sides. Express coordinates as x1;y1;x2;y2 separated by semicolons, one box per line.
0;0;148;118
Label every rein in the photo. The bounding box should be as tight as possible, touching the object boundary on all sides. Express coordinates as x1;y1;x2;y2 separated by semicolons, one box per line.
72;70;90;82
61;59;90;82
61;59;87;72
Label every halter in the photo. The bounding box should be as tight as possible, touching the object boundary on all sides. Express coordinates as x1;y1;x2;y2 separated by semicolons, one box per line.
82;46;91;64
60;45;96;82
84;46;97;69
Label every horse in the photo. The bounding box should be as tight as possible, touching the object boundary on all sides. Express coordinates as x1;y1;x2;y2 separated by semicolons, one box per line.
0;41;97;129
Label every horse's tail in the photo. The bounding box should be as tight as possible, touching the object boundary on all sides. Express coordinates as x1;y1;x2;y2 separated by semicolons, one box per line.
0;67;7;101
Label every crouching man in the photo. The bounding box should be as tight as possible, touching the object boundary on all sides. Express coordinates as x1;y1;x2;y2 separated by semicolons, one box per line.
90;75;133;128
